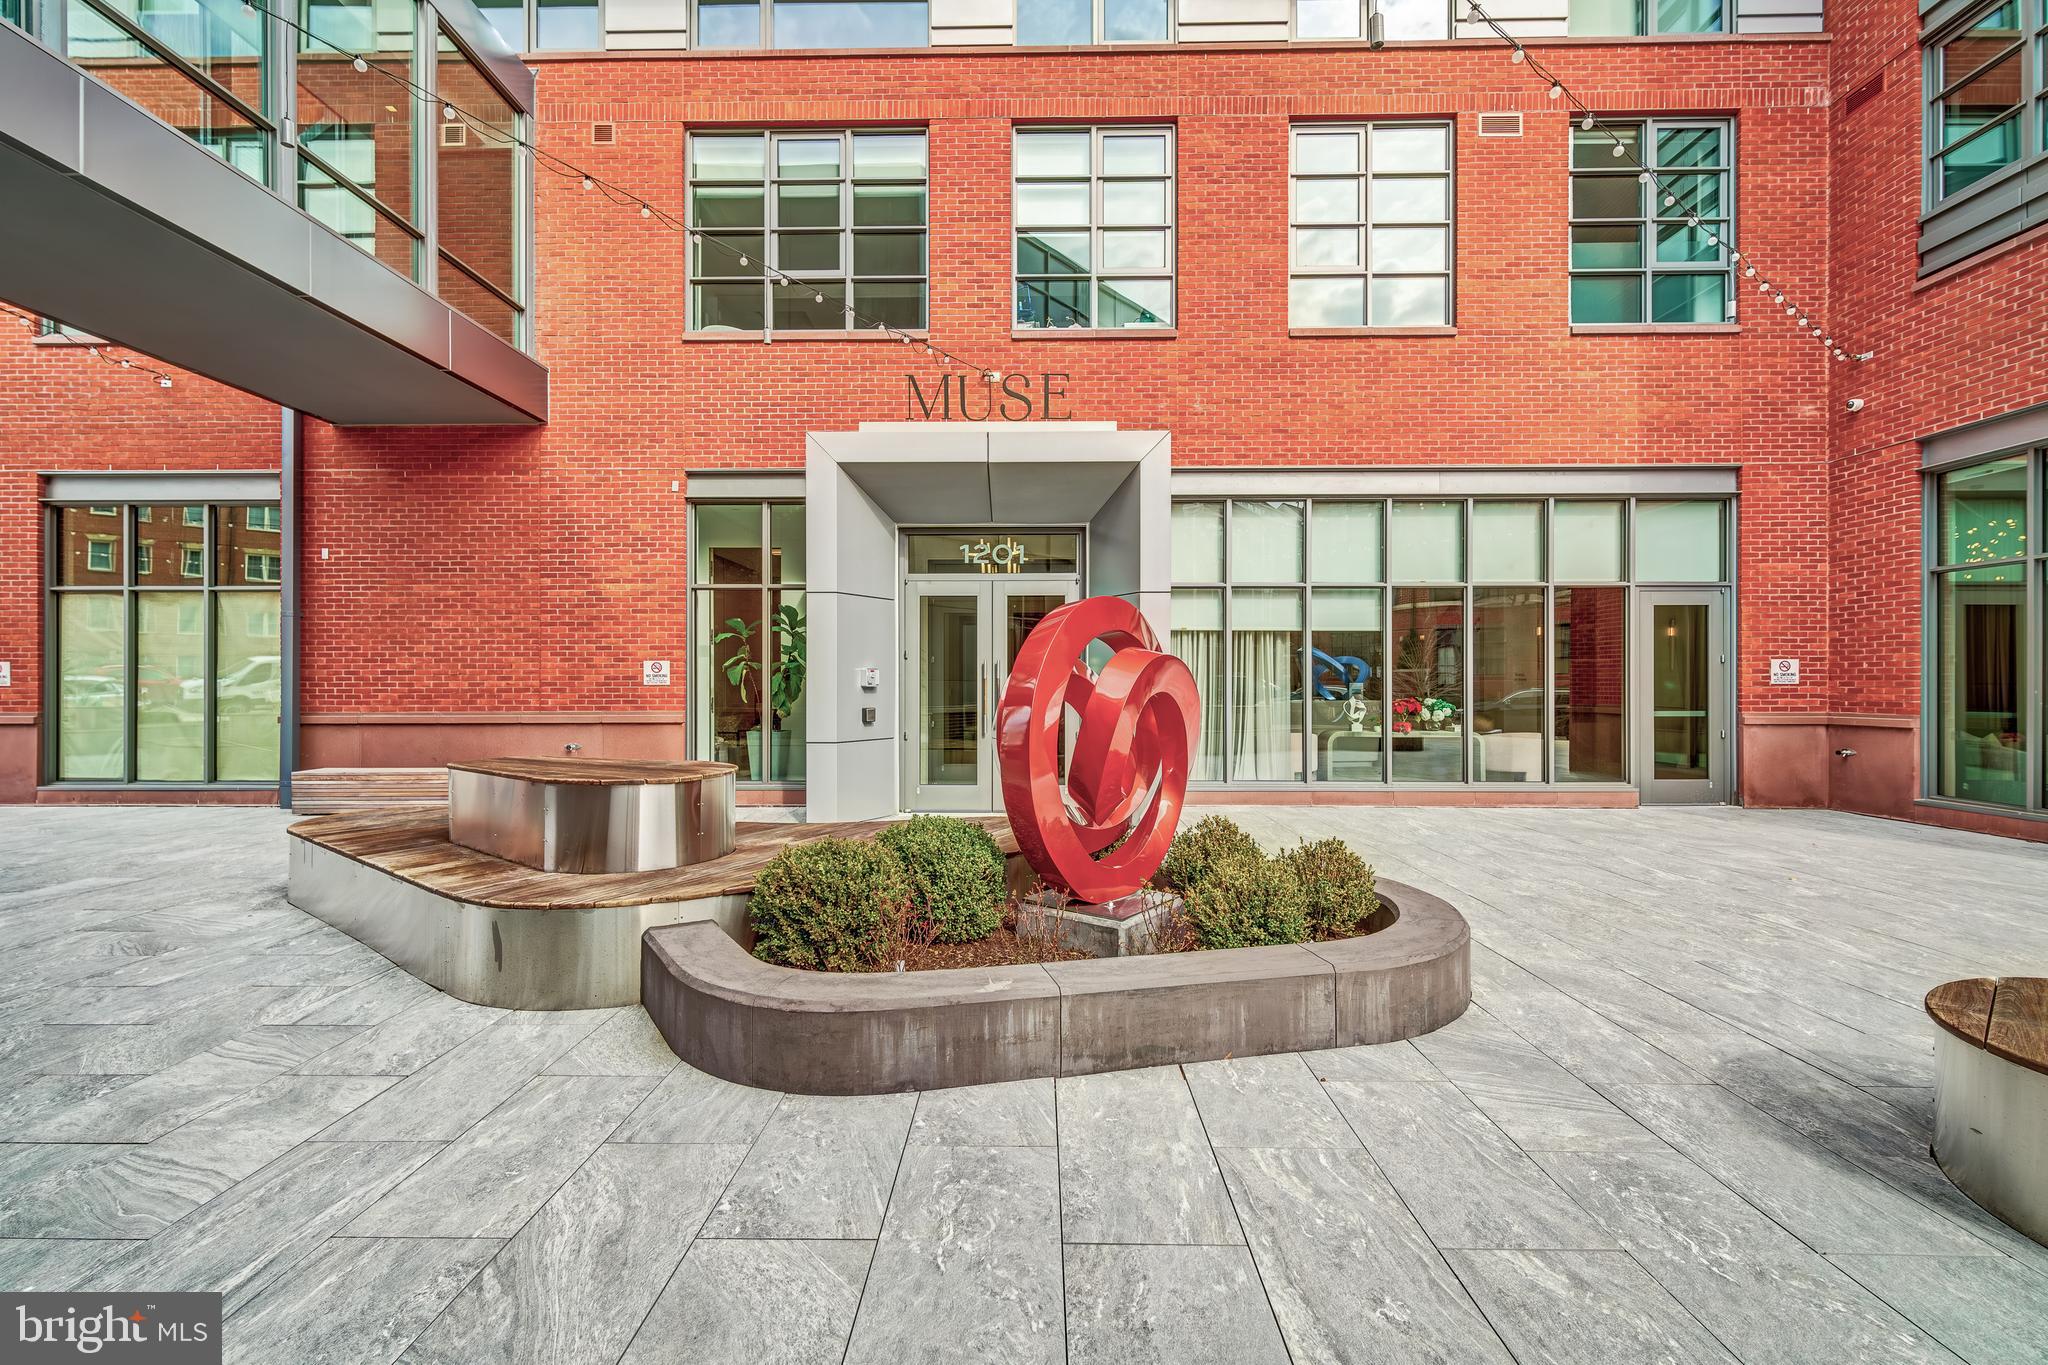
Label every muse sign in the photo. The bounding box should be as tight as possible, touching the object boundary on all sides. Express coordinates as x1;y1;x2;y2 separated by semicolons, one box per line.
905;372;1073;421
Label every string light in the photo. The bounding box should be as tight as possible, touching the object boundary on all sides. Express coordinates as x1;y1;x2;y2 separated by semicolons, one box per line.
212;0;1010;382
2;303;177;389
1463;0;1868;361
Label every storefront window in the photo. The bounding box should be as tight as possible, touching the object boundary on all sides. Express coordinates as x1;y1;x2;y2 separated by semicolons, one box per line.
1172;495;1730;789
47;501;282;785
1928;455;2038;810
692;502;807;783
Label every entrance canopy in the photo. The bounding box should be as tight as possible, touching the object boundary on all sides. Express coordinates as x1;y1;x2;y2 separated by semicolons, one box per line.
803;422;1171;820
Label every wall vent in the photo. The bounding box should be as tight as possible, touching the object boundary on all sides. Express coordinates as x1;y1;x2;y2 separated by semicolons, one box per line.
1843;70;1885;117
438;122;467;148
1477;112;1523;138
593;121;618;145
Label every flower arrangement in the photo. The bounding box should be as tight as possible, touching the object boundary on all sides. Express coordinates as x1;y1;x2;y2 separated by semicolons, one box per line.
1393;697;1455;733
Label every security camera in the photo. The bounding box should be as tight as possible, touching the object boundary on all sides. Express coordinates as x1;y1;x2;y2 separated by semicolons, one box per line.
1844;397;1865;413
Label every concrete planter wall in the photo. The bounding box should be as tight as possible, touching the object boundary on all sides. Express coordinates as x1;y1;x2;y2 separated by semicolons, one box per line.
642;879;1470;1094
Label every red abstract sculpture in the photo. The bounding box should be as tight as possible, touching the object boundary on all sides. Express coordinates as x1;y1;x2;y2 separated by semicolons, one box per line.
997;596;1200;904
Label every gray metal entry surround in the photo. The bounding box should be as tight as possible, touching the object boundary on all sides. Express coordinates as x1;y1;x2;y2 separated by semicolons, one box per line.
803;422;1170;821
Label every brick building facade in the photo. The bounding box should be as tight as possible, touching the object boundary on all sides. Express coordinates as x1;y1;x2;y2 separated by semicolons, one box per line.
3;0;2044;837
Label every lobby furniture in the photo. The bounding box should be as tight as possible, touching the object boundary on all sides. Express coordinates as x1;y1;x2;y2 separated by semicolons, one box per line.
1927;976;2048;1245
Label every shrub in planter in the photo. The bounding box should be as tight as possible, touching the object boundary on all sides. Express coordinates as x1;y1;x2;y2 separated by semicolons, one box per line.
1182;854;1310;949
1279;838;1380;939
1155;816;1263;894
875;815;1006;943
749;837;910;972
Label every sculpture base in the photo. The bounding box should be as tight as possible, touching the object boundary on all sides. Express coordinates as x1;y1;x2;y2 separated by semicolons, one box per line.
1017;888;1182;957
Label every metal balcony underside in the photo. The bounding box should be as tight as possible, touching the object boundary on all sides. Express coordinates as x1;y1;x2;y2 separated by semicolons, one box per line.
0;22;546;426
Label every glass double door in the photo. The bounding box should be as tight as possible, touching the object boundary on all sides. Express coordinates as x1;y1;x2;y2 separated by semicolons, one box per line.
1638;588;1730;804
902;578;1076;811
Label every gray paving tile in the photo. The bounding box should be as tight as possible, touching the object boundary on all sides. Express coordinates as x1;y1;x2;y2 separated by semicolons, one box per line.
296;993;506;1076
608;1063;785;1145
1536;1149;1965;1365
35;987;329;1075
0;1237;129;1291
845;1145;1062;1365
1217;1145;1512;1364
1184;1053;1358;1149
407;1142;746;1365
223;1235;500;1365
1603;1083;1997;1256
543;1007;680;1076
1446;1248;1739;1365
1057;1067;1239;1246
83;1141;438;1313
0;1075;142;1137
313;1011;612;1142
1324;1081;1615;1250
1466;944;1704;1086
909;1078;1057;1147
1300;1039;1441;1083
0;1074;394;1238
700;1093;915;1240
1411;1009;1667;1152
1064;1244;1288;1365
1829;1254;2048;1365
345;1074;659;1238
621;1239;871;1365
2;1027;358;1142
282;966;442;1026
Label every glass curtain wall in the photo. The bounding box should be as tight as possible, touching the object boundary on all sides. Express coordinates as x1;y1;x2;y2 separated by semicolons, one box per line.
435;26;525;344
48;502;283;785
691;502;807;784
1170;496;1715;787
1929;454;2038;809
66;0;273;184
297;0;421;280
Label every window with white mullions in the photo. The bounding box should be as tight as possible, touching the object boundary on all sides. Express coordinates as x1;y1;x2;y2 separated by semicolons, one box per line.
1289;121;1453;328
687;129;929;333
1013;126;1174;330
1293;0;1448;39
1569;119;1733;326
1016;0;1169;44
1928;0;2026;201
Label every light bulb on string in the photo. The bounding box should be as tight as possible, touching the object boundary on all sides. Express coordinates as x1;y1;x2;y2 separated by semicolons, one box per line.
814;293;824;303
1579;114;1594;130
443;105;457;121
1638;171;1652;184
1609;143;1625;157
1549;83;1562;99
1663;194;1676;207
580;176;591;190
158;377;172;388
640;204;651;218
352;56;368;72
1745;266;1756;277
1510;47;1525;62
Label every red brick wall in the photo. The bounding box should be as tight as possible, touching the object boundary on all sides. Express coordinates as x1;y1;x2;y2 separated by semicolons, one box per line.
1820;0;2048;828
17;32;2024;811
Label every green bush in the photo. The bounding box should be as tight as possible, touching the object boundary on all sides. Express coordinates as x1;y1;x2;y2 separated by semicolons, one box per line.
1155;815;1263;894
1182;854;1310;949
1278;838;1380;939
749;837;910;972
875;815;1006;943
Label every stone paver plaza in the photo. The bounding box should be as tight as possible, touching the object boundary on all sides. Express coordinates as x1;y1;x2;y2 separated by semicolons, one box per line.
2;805;2046;1364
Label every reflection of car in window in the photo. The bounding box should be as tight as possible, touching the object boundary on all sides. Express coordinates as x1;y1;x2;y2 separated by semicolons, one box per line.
1476;686;1556;736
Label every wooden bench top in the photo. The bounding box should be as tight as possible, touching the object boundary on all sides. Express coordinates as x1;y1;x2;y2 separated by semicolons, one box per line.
447;757;738;786
1926;976;2048;1078
289;806;1016;910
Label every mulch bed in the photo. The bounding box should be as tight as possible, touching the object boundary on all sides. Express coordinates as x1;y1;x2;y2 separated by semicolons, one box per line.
877;925;1091;972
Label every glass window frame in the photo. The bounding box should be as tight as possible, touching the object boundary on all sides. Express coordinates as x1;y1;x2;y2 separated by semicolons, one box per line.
43;499;284;788
1923;0;2037;209
1013;0;1175;44
688;500;808;786
1568;117;1736;326
690;0;932;49
685;127;930;335
1923;448;2045;813
1565;0;1727;34
1012;124;1177;331
1287;119;1455;329
432;20;529;345
1169;495;1732;790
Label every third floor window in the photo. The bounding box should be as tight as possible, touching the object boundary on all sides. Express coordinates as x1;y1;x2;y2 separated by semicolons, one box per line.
1017;0;1170;43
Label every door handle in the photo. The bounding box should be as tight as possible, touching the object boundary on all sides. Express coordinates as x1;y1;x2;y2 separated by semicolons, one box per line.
980;663;989;738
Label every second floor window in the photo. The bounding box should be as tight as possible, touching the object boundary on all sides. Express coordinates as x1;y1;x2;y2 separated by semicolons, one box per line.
696;0;930;48
1017;0;1170;43
688;130;930;332
1014;126;1175;330
1928;0;2028;201
1569;120;1732;326
1289;121;1453;328
1568;0;1724;33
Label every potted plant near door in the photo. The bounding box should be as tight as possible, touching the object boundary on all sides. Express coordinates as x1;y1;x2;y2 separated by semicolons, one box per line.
713;602;807;781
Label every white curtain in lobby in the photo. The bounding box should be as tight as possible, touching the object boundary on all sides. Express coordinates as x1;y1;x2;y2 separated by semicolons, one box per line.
1170;588;1225;781
1229;588;1303;781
